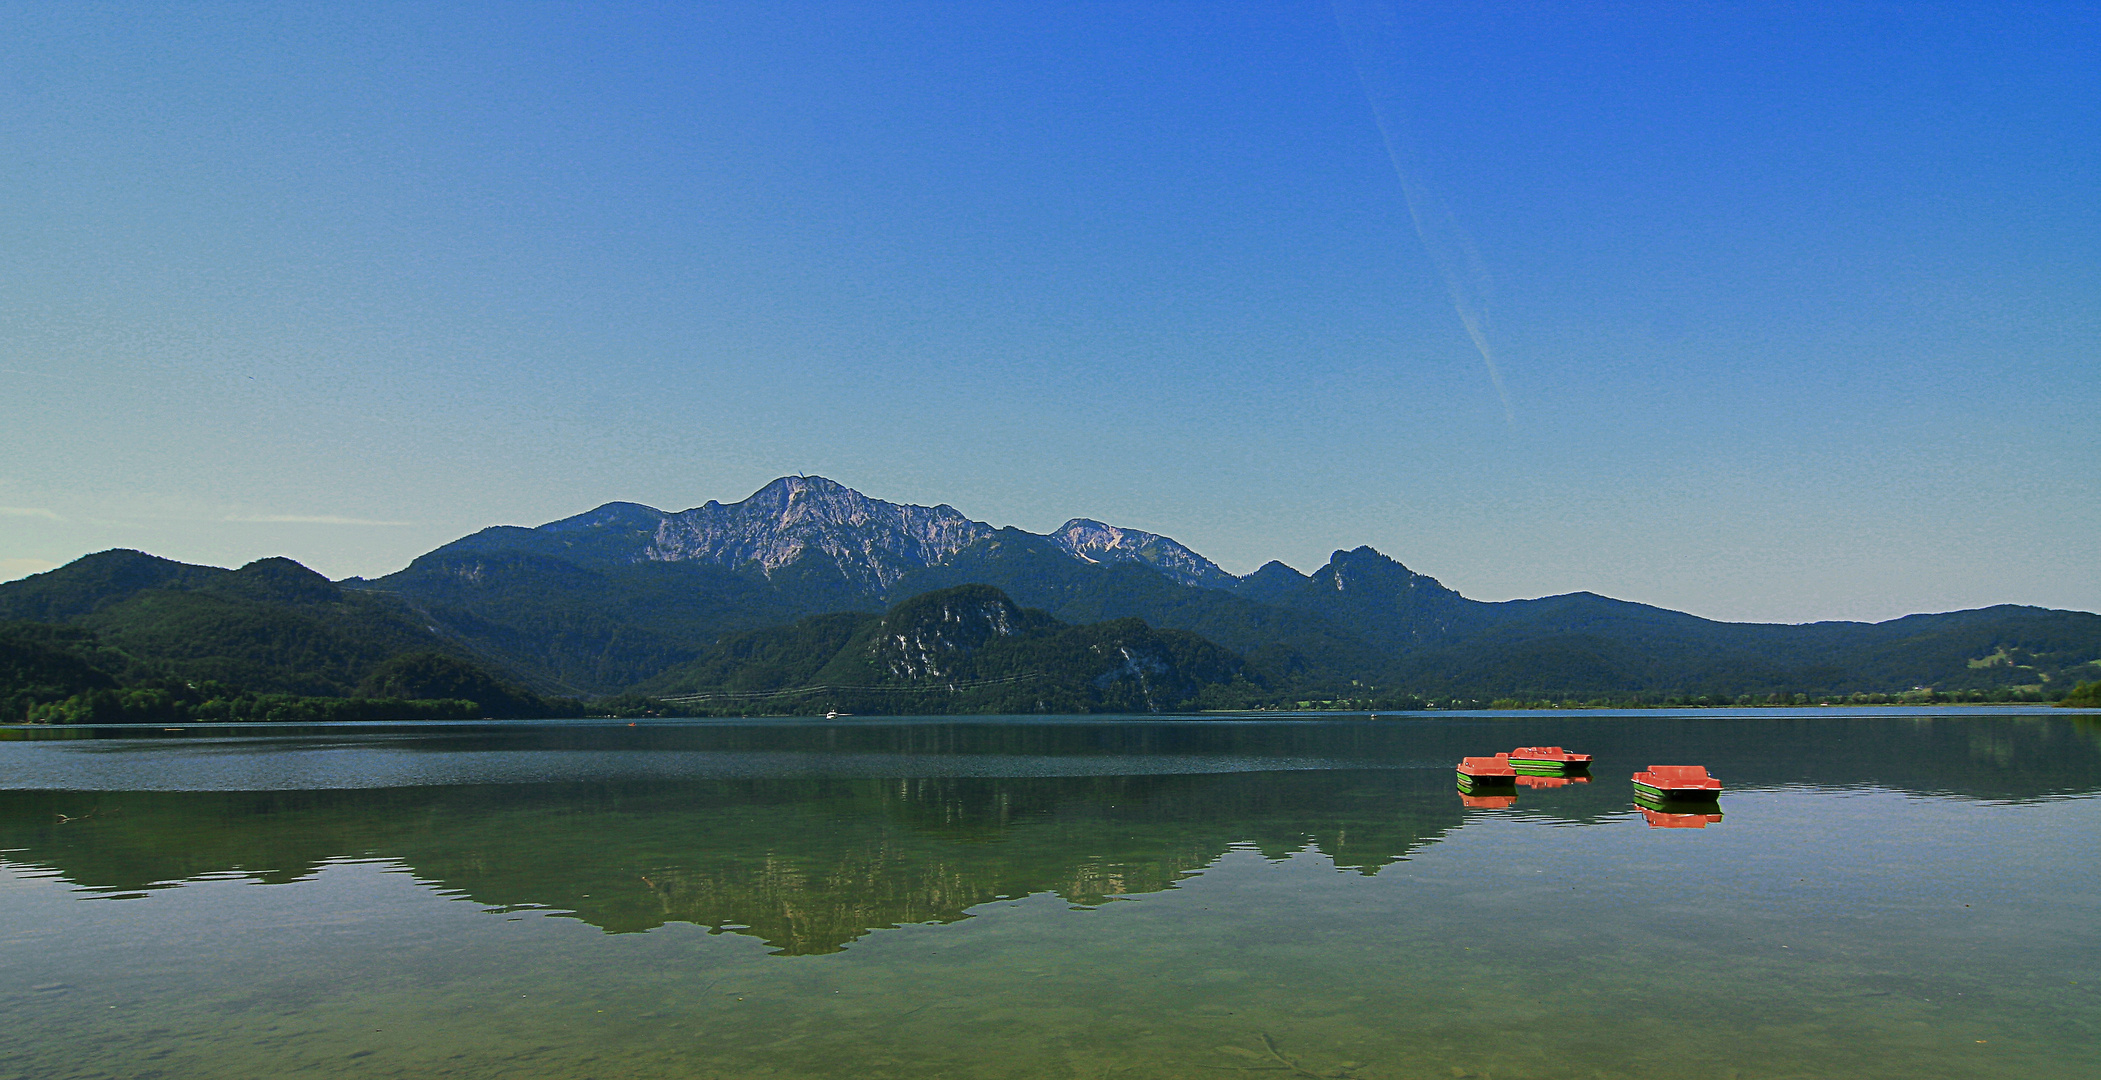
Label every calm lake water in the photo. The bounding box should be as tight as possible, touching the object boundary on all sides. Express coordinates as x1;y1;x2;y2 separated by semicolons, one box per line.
1;710;2096;1079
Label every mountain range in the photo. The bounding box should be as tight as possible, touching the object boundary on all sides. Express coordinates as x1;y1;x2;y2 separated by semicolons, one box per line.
4;475;2097;715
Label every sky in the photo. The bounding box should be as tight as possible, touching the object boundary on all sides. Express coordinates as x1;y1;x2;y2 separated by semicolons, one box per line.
2;1;2095;624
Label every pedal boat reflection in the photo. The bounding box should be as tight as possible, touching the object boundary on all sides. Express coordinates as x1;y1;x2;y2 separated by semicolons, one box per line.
1635;794;1724;828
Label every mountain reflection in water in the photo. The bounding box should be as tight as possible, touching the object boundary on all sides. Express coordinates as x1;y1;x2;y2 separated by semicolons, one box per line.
2;712;2095;956
0;772;1462;953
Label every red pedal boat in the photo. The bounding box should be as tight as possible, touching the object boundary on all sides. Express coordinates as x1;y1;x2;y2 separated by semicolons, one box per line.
1456;754;1517;791
1632;765;1723;801
1508;746;1593;775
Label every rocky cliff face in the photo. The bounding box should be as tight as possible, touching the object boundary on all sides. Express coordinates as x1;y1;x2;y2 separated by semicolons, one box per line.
441;477;1234;600
644;476;995;592
443;476;997;596
1047;519;1236;589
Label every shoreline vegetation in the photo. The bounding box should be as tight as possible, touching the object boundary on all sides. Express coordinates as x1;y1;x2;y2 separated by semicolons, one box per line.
6;679;2094;726
576;685;2090;721
8;678;2091;727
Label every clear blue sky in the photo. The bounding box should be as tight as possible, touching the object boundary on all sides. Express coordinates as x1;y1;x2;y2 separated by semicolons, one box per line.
3;2;2095;623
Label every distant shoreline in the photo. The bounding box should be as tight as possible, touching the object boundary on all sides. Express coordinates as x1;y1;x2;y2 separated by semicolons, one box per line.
7;701;2095;731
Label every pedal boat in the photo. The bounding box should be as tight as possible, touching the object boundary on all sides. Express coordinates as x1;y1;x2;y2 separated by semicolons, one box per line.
1507;746;1592;775
1456;754;1517;792
1631;765;1723;801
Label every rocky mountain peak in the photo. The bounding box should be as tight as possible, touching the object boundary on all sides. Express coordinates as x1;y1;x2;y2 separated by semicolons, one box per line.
1315;547;1438;593
736;475;860;519
1050;519;1130;558
1048;518;1235;590
418;477;1247;600
644;476;996;589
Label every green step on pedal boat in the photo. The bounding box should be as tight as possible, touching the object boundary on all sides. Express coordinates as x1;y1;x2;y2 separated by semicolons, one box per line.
1507;746;1593;775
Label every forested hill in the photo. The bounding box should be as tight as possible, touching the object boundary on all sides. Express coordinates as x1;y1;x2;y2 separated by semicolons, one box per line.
0;550;580;722
627;584;1256;715
0;549;463;696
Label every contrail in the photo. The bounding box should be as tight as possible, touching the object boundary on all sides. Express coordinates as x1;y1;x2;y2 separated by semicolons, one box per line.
1332;0;1513;422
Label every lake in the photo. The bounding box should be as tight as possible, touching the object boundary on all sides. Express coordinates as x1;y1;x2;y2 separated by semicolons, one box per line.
1;710;2096;1079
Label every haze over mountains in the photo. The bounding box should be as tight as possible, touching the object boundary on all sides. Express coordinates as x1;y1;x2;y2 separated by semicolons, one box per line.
4;475;2097;715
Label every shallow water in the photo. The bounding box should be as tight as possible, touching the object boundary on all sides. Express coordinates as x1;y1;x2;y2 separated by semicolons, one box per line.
1;710;2096;1079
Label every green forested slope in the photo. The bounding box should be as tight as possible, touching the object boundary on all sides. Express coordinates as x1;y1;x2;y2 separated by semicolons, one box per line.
354;548;812;695
0;551;452;694
634;584;1260;714
0;553;581;721
887;530;1386;686
0;623;124;720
